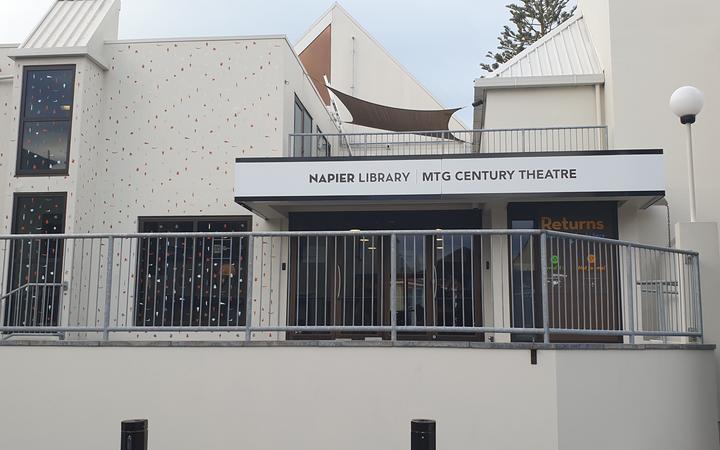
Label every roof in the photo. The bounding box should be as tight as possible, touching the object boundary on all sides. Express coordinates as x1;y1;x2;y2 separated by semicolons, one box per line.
9;0;120;69
475;14;603;88
21;0;116;49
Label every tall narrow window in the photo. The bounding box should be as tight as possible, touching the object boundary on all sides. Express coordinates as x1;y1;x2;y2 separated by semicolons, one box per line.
5;193;67;328
135;217;251;327
17;66;75;175
293;96;313;157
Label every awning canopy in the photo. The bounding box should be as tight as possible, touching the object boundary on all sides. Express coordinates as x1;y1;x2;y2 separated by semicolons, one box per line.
327;85;460;132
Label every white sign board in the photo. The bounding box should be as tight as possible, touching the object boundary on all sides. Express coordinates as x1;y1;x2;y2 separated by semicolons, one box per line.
235;152;664;200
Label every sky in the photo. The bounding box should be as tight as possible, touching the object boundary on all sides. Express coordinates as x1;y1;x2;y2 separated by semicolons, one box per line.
0;0;514;126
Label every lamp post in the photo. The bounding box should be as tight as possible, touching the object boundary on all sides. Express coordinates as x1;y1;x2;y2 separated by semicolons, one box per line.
669;86;704;222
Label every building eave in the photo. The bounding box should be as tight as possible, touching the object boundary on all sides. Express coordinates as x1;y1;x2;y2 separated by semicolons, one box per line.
7;46;109;71
474;74;605;90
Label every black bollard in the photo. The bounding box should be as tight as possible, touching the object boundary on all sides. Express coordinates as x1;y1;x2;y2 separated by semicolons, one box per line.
121;419;148;450
411;419;436;450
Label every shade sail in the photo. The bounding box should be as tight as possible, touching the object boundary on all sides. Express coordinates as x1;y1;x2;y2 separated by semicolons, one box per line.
327;85;460;132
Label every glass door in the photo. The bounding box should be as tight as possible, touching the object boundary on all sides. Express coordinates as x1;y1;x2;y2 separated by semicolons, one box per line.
394;234;426;327
390;231;482;340
335;234;383;331
508;202;622;343
288;210;483;340
288;233;383;338
432;233;477;328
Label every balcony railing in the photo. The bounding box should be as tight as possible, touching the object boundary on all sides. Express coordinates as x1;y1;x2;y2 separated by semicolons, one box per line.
289;126;609;158
0;229;701;343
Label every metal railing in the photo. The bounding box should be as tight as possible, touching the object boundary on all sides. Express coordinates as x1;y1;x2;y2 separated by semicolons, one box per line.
0;229;701;343
289;126;609;158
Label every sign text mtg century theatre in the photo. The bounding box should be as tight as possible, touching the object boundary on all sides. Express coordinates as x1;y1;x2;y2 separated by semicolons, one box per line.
234;152;664;199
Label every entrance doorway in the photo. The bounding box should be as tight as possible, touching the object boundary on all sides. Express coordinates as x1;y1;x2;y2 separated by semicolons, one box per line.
508;202;622;343
288;210;483;340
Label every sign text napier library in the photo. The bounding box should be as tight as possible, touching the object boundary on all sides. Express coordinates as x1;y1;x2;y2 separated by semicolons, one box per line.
309;168;577;184
234;153;664;198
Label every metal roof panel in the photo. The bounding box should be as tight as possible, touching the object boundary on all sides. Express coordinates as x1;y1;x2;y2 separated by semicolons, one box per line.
488;14;602;79
20;0;116;50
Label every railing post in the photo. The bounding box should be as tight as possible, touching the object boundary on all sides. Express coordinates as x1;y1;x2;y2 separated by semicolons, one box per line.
692;254;703;343
245;235;255;342
540;232;550;344
390;233;397;341
102;237;114;341
288;134;293;157
626;245;636;344
603;126;608;150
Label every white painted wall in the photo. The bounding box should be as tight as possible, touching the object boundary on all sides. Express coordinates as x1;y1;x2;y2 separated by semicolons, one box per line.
324;6;466;132
556;349;719;450
0;345;715;450
483;86;599;129
579;0;720;245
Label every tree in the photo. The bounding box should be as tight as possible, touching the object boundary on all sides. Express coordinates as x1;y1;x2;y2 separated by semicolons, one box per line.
481;0;576;73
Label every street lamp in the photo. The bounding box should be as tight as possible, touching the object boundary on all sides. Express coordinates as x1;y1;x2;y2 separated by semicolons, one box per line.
669;86;704;222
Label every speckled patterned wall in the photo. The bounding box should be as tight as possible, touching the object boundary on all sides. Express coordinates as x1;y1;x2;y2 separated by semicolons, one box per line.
0;46;17;230
0;37;336;339
2;37;334;233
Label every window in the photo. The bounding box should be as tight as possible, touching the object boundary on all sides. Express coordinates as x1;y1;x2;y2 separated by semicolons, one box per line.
135;217;251;327
17;65;75;176
316;126;330;157
507;202;621;343
293;96;313;157
5;193;67;327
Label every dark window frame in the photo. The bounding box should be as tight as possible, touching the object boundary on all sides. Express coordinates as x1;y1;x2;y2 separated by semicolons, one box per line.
16;64;76;177
293;95;314;157
137;215;253;233
5;192;68;328
135;215;253;328
10;191;68;235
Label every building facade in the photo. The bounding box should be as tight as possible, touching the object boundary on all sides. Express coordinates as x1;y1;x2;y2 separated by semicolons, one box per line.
0;1;719;449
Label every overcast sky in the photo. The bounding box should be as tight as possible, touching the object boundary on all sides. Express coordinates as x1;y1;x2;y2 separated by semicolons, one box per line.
0;0;515;126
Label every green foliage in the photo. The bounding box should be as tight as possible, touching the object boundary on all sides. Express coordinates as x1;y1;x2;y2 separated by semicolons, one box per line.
481;0;576;73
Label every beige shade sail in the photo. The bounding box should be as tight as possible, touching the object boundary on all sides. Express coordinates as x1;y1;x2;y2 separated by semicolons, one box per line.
327;86;461;132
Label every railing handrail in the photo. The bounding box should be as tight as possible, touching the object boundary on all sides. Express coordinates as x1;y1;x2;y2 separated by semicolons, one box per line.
289;125;608;138
0;228;702;343
0;228;697;255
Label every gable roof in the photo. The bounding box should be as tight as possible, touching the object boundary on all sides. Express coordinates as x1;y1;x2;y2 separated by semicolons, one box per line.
475;14;603;87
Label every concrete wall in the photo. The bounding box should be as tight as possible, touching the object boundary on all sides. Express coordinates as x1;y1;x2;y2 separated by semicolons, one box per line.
556;349;719;450
0;345;715;450
579;0;720;246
